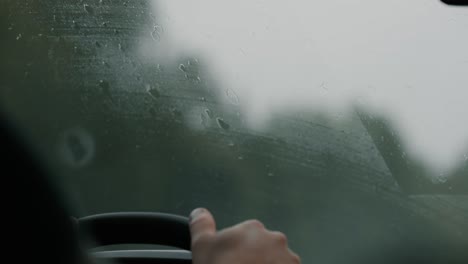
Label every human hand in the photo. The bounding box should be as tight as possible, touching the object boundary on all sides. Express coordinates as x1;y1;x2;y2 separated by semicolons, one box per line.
189;208;301;264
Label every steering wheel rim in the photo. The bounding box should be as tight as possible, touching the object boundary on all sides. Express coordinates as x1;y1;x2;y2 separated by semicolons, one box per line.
78;212;192;264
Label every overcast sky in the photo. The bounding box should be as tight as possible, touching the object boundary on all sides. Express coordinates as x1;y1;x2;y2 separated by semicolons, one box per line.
148;0;468;177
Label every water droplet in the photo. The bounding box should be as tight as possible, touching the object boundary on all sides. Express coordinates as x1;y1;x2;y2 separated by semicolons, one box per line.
83;4;94;14
151;25;162;41
226;88;240;105
113;29;119;34
178;64;187;73
432;173;448;184
267;172;274;177
149;107;157;117
228;142;235;147
58;127;95;168
238;156;244;160
199;97;206;102
200;112;209;127
99;80;110;95
118;43;123;51
151;31;160;41
7;23;13;30
101;21;108;27
205;109;213;119
216;118;230;130
16;33;22;40
172;108;182;118
149;12;157;21
319;82;327;90
95;41;101;47
146;84;160;98
102;61;110;68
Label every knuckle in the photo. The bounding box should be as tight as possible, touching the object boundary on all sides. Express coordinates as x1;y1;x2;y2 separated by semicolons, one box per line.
291;253;301;264
244;219;264;229
273;231;287;245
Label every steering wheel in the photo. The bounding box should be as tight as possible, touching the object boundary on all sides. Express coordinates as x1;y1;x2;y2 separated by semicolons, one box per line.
78;212;192;264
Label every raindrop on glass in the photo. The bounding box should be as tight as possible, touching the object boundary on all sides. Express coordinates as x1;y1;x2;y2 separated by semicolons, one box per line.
205;109;213;119
99;80;110;96
151;25;162;41
72;20;79;29
178;64;187;73
58;127;95;168
172;108;182;118
319;82;327;91
84;4;94;14
431;173;447;184
149;107;157;118
216;118;230;130
146;84;160;98
226;88;240;105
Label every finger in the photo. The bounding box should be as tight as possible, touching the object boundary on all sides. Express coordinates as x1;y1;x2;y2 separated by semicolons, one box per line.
189;208;217;245
270;231;288;246
288;249;301;264
238;219;265;229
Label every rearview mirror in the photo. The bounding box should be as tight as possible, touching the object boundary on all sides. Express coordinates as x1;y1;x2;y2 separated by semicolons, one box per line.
441;0;468;5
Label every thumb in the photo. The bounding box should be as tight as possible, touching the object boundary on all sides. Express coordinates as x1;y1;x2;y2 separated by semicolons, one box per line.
189;208;216;244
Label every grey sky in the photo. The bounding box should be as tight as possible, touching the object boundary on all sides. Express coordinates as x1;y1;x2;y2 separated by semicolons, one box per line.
147;0;468;176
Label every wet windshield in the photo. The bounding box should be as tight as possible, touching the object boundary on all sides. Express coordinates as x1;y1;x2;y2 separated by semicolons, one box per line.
1;0;467;263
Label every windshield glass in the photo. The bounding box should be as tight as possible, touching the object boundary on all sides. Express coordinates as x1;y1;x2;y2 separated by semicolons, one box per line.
1;1;467;263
